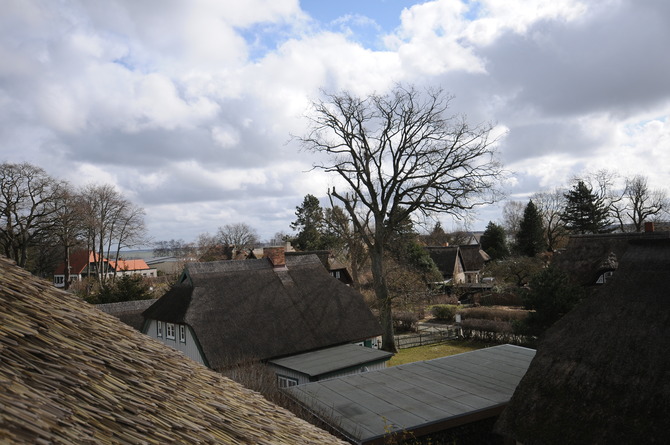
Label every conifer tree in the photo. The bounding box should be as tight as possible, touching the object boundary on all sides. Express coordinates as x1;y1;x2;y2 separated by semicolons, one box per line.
480;221;509;260
516;200;546;257
562;181;612;234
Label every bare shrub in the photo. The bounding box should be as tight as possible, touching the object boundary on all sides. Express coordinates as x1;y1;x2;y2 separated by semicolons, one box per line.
393;311;419;332
458;307;528;322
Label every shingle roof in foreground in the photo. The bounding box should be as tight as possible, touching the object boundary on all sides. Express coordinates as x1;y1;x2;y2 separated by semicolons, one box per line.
286;344;535;445
0;256;345;444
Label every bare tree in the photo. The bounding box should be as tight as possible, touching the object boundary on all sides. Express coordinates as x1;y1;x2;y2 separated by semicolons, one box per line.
613;175;668;232
217;223;259;254
502;200;525;237
79;184;146;283
532;188;568;251
0;162;66;268
324;204;368;288
300;84;503;351
51;188;86;289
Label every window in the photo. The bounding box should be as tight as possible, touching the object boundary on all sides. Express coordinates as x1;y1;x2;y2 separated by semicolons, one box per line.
179;325;186;343
166;323;176;340
277;375;298;388
157;321;163;338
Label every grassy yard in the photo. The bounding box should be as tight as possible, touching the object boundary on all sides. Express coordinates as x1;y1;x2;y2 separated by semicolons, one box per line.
388;340;491;366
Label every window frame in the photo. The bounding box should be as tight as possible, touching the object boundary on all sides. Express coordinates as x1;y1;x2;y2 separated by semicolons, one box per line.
277;375;299;388
157;320;163;338
166;322;176;340
179;324;186;343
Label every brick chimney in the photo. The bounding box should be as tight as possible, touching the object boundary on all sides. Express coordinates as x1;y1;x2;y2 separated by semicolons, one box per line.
264;247;286;268
645;221;655;233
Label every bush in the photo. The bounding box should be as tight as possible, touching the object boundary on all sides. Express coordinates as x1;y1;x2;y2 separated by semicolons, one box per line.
393;311;419;332
430;304;458;321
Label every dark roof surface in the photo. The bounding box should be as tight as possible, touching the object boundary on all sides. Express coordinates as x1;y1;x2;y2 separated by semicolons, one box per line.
551;231;670;286
144;255;382;369
287;344;535;444
496;239;670;444
96;299;156;330
425;246;461;278
0;255;345;444
458;244;491;271
269;344;393;378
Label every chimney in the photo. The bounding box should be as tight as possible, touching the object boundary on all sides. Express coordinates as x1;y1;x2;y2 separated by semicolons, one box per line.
264;247;286;268
645;221;655;233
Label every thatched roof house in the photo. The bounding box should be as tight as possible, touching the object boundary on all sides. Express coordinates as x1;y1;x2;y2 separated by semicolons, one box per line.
495;238;670;444
551;230;670;286
0;255;346;444
142;248;382;371
426;245;490;284
425;246;465;283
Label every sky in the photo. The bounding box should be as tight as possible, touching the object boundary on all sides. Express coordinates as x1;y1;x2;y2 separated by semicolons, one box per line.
1;0;669;246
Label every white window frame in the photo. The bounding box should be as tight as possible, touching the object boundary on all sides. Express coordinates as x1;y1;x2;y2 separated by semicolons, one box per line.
179;325;186;343
277;375;298;388
166;322;176;340
157;320;163;338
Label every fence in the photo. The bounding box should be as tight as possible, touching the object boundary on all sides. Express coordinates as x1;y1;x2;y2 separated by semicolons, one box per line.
394;328;460;349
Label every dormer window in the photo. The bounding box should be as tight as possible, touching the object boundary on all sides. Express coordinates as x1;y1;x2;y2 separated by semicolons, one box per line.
596;271;614;284
157;321;163;337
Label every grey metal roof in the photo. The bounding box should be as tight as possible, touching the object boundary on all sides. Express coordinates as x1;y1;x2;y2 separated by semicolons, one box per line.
285;344;535;444
269;344;393;378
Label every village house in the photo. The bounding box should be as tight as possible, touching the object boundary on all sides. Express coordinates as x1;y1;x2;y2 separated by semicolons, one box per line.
52;249;157;288
142;247;385;385
426;244;491;285
0;255;346;444
495;237;670;444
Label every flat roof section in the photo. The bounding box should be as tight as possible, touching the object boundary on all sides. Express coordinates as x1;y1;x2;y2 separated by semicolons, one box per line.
269;344;393;378
285;344;535;445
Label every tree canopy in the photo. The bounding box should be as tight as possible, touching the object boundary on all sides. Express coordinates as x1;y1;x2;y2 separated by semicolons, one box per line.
480;221;509;260
515;200;546;257
300;84;503;351
562;180;612;234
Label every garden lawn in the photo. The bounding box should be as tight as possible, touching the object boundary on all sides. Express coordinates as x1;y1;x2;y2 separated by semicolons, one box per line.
388;340;491;366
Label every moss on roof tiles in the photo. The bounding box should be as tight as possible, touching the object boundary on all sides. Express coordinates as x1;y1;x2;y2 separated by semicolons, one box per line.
0;255;345;444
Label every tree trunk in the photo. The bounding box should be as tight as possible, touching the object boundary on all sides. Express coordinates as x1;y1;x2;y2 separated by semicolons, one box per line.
370;243;397;353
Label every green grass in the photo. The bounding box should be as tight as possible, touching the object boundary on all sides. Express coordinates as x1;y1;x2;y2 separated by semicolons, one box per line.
388;340;491;366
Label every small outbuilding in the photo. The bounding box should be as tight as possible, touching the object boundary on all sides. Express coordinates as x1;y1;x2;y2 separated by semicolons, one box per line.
268;343;393;387
286;344;535;444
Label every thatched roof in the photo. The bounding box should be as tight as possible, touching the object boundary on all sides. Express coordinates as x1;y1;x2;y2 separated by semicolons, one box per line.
425;246;462;279
96;299;156;330
458;244;491;271
495;239;670;444
551;231;670;286
0;255;345;444
143;255;382;370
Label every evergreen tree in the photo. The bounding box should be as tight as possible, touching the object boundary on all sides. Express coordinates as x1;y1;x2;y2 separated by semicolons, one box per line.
290;194;337;251
516;200;546;257
480;221;509;260
562;181;612;234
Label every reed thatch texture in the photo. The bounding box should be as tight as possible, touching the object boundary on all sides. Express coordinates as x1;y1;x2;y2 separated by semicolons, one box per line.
0;255;346;444
495;239;670;444
143;255;382;370
551;231;670;286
